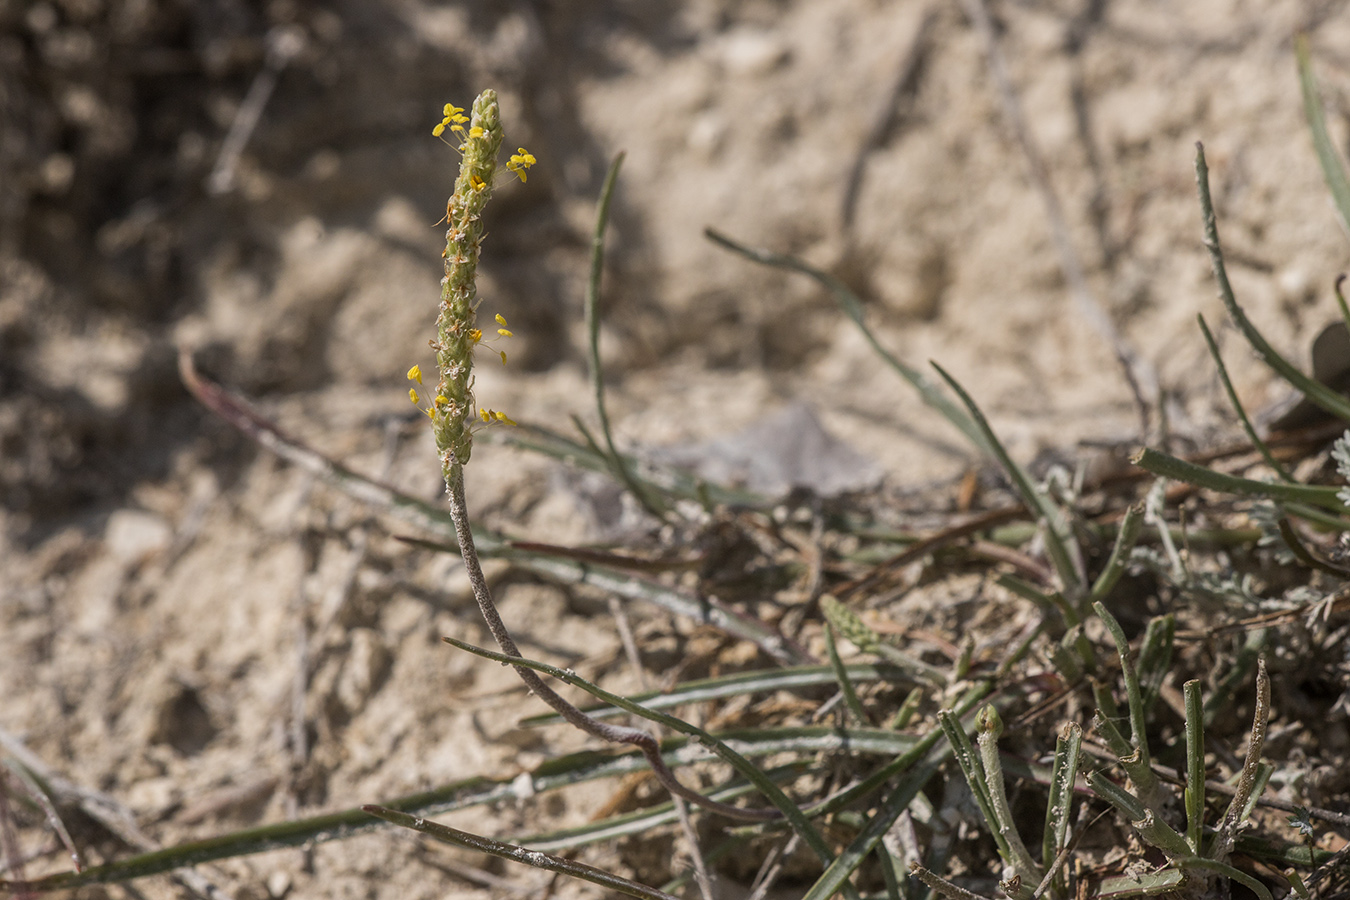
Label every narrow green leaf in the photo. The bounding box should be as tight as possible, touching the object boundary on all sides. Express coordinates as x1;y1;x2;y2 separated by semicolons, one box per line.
932;363;1084;593
522;663;908;726
975;706;1041;882
1131;447;1345;511
363;806;680;900
704;228;989;453
1134;614;1175;716
1296;35;1350;238
825;624;870;724
1042;722;1082;889
1175;856;1275;900
439;636;863;900
1097;868;1186;898
799;683;991;900
1086;503;1144;609
1194;142;1350;423
1183;679;1205;855
1197;315;1293;481
1093;603;1159;804
584;153;670;519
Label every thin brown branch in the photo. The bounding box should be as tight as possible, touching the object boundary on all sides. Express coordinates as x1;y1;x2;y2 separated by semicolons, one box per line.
444;470;779;822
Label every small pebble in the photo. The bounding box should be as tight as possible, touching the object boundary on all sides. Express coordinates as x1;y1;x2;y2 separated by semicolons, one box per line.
267;871;291;898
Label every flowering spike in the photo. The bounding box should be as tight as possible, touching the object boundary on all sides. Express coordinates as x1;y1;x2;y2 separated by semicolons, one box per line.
426;90;533;473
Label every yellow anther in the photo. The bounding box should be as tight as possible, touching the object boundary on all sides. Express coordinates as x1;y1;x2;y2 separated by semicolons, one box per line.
495;313;508;326
469;328;483;343
409;388;420;404
407;365;423;384
499;350;507;365
497;328;513;337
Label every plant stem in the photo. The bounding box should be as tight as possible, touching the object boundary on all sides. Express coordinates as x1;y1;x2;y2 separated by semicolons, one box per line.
444;469;778;822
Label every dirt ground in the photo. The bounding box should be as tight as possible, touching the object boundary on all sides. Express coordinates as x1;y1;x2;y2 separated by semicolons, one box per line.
3;1;1350;898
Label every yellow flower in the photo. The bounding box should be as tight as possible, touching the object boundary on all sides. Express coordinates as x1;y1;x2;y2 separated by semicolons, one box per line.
477;408;517;427
434;104;468;137
506;148;536;183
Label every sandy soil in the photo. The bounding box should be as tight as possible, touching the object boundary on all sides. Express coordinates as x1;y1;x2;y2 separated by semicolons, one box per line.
3;1;1350;897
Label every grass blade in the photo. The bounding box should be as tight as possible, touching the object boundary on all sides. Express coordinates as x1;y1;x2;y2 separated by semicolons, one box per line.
1086;502;1143;608
1194;142;1350;423
490;422;769;508
1131;448;1346;512
1093;603;1162;807
1134;614;1175;717
438;636;864;900
824;624;870;724
1296;35;1350;239
1175;857;1274;900
1197;315;1293;482
1042;722;1082;892
975;706;1040;883
487;540;814;665
363;805;679;900
704;228;989;453
1085;772;1190;860
1183;679;1205;855
800;683;991;900
522;662;911;726
583;153;670;519
932;363;1084;594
